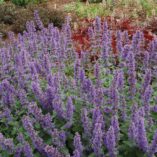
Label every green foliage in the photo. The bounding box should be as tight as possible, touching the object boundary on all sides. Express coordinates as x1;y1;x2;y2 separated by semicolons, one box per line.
79;0;102;2
0;1;65;36
64;2;110;18
71;0;157;18
12;0;30;6
88;0;102;3
11;0;46;6
11;6;65;33
0;0;4;4
0;3;16;24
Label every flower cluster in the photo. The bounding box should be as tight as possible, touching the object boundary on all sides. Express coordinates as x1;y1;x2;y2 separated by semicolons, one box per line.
1;13;157;157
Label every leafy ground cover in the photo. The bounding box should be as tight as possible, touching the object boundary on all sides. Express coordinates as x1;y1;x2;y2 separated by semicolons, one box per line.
1;11;157;157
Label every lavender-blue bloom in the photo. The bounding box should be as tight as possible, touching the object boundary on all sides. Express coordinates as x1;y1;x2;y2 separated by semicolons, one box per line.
22;116;45;153
132;33;139;54
81;108;91;136
79;68;85;84
28;102;42;120
51;129;66;148
101;40;109;65
44;145;61;157
34;10;44;30
0;80;15;107
143;85;152;116
53;95;64;119
17;133;25;144
142;69;151;94
42;54;51;74
59;131;66;147
92;122;103;156
131;104;141;130
74;58;81;81
23;142;33;157
117;69;124;91
74;132;83;155
103;21;108;33
120;96;127;121
32;82;44;105
29;62;38;81
128;121;137;141
148;130;157;157
44;86;56;109
73;149;80;157
92;107;101;126
143;51;150;69
14;147;22;157
0;133;14;154
121;44;130;60
137;117;148;152
94;87;104;107
66;97;74;121
126;50;136;98
110;87;119;115
106;126;117;157
111;115;120;142
94;63;100;80
95;16;101;34
17;89;28;105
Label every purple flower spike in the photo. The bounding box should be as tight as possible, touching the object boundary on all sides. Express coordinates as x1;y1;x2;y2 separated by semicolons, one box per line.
117;69;124;91
106;126;117;157
142;69;151;94
92;122;103;156
73;149;80;157
143;85;152;116
44;145;61;157
95;16;101;33
128;121;137;141
148;130;157;157
66;97;74;121
110;87;119;115
126;50;136;99
81;108;91;136
92;107;101;126
79;68;85;84
23;142;33;157
0;133;14;154
111;115;120;142
34;10;44;30
137;117;148;152
143;51;150;69
74;132;83;155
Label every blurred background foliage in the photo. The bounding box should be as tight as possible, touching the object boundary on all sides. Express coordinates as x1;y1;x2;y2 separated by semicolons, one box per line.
0;0;157;38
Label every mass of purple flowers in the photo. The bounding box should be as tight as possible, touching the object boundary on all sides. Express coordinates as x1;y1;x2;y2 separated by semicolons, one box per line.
1;12;157;157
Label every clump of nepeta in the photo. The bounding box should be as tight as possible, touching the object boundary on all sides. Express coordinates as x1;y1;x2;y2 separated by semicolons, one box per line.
0;14;157;157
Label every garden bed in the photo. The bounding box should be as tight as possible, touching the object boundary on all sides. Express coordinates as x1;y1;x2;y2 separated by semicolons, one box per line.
1;1;157;157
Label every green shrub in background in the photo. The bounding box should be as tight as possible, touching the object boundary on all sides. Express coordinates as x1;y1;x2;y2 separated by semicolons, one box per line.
88;0;102;3
79;0;102;3
12;0;30;6
64;2;109;18
11;0;46;7
0;2;65;38
12;6;65;33
0;0;4;4
0;3;16;24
